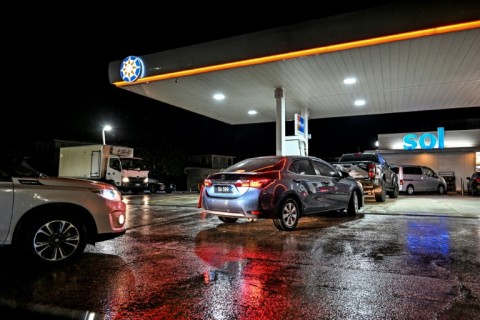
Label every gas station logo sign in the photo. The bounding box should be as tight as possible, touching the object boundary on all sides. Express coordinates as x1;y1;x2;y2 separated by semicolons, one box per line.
120;56;145;82
403;127;445;150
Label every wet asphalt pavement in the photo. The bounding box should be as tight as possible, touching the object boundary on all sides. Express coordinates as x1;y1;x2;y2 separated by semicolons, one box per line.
0;192;479;319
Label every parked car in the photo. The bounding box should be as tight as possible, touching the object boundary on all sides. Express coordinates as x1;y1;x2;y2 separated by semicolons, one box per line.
199;155;364;231
147;175;176;193
390;165;447;195
466;172;480;196
0;157;127;265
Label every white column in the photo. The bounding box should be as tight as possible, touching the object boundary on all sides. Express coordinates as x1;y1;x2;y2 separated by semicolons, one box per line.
302;107;309;155
275;88;286;156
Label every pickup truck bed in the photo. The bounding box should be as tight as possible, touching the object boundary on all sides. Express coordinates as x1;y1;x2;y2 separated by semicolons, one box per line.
332;152;399;202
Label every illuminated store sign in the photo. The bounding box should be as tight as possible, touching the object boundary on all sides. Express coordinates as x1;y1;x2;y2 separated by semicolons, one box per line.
403;127;445;150
294;114;305;136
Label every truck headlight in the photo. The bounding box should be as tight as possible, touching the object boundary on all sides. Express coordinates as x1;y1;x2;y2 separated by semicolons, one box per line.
122;177;130;183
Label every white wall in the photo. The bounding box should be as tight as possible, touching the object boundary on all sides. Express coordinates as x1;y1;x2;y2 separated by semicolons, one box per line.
382;152;475;192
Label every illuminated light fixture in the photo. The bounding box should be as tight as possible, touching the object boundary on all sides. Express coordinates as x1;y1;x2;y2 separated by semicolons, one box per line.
354;99;366;106
213;93;225;101
343;77;357;85
102;125;112;145
248;110;258;115
114;20;480;87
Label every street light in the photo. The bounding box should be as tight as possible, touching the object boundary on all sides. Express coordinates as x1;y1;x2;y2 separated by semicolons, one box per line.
102;125;112;145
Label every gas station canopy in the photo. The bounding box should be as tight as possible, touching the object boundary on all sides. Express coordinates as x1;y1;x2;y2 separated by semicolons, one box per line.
108;2;480;127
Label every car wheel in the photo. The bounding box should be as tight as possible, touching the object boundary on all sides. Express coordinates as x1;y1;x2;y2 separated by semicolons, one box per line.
388;182;399;199
472;183;478;196
149;184;157;193
218;216;238;223
374;180;386;202
22;213;87;265
437;184;446;194
346;191;359;216
273;198;300;231
406;185;414;195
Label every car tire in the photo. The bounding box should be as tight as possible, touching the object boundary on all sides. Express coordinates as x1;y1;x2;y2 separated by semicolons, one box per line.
388;182;399;199
374;180;386;202
406;185;415;195
22;213;87;265
149;184;158;193
218;216;238;223
437;184;446;194
273;197;300;231
471;182;478;196
346;191;359;216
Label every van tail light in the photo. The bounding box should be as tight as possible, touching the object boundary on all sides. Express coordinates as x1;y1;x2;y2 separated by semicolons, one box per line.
368;163;376;179
235;178;272;188
399;179;404;186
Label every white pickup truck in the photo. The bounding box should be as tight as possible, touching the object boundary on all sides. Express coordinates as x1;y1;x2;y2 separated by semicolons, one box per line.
0;157;127;265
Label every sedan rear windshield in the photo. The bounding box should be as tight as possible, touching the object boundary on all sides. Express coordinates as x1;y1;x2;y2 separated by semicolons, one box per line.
224;158;285;173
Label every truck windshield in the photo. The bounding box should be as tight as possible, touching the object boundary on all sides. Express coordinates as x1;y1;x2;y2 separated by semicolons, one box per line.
121;158;146;170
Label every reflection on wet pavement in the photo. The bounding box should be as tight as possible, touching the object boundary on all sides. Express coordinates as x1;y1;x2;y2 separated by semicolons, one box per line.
0;193;478;319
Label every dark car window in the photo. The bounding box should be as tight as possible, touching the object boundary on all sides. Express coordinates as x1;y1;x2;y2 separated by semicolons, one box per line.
0;170;11;181
403;166;422;175
312;160;337;177
423;167;435;177
291;159;316;175
340;153;378;162
0;160;41;178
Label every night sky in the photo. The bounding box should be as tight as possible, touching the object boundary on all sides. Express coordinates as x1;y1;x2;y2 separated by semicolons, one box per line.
8;2;480;162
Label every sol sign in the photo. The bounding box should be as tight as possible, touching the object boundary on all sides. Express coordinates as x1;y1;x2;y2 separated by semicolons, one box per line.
403;127;445;150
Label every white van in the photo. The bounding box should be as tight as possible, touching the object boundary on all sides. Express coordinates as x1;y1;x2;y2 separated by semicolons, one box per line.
391;165;447;195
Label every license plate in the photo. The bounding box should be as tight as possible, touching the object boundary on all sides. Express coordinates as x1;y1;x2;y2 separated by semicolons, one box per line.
215;185;232;193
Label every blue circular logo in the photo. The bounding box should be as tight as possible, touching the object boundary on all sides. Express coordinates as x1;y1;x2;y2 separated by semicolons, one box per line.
120;56;144;82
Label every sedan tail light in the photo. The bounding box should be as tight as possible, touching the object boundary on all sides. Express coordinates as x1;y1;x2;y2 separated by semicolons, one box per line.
235;178;272;188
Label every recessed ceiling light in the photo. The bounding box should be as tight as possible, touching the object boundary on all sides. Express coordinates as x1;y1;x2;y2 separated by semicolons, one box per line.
354;99;366;106
343;77;357;85
248;110;258;115
213;93;225;101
